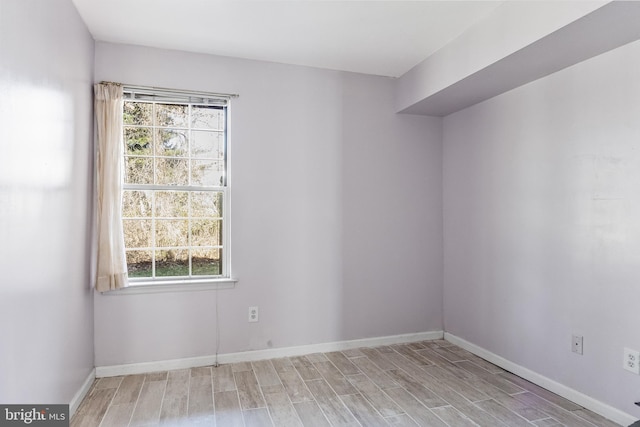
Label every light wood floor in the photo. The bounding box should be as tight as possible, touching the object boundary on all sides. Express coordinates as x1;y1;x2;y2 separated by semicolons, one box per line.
71;340;621;427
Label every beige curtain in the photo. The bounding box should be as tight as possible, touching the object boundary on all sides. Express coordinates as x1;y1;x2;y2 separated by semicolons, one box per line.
95;83;128;291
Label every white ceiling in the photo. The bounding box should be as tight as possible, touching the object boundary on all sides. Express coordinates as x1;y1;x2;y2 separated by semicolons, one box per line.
71;0;502;77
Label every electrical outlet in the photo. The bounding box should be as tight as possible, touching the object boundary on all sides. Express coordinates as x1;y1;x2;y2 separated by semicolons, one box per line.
248;306;259;323
572;335;583;355
624;348;640;374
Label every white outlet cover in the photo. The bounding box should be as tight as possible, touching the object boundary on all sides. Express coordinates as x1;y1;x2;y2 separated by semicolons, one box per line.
248;306;259;323
623;348;640;374
572;335;583;355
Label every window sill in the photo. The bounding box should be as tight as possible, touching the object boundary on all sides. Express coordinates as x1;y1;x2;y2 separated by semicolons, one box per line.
101;278;238;295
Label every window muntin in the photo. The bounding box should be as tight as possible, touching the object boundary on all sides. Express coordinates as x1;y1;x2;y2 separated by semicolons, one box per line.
122;97;229;282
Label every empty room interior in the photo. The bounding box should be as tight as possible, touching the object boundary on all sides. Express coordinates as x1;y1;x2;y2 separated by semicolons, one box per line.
2;0;640;425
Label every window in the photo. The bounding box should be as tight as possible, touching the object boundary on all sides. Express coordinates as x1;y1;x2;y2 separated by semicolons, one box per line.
121;87;230;284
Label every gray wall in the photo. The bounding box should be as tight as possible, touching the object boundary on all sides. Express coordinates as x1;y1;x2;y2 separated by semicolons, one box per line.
93;42;443;366
443;38;640;417
0;0;95;403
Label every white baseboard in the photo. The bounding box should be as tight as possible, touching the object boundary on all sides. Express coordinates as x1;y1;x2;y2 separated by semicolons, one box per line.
96;330;443;378
70;368;95;418
444;333;636;427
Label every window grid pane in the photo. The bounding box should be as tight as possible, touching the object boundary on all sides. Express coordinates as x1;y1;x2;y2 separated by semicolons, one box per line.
122;98;227;281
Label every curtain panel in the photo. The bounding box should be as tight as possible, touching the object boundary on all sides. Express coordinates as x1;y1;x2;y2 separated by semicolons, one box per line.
94;83;128;291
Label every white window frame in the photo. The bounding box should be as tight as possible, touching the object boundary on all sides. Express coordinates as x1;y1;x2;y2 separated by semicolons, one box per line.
114;86;237;293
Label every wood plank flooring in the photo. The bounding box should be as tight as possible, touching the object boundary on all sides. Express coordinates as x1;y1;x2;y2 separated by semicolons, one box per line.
72;340;621;426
